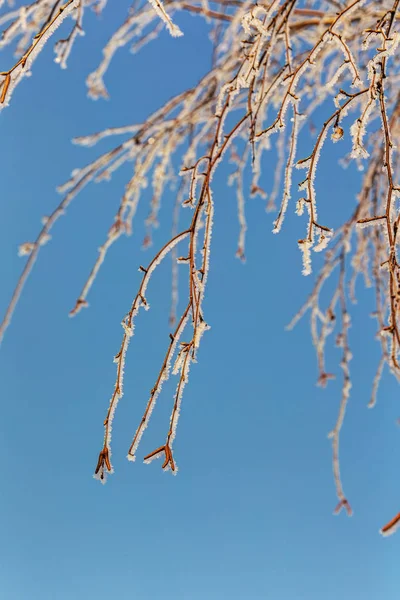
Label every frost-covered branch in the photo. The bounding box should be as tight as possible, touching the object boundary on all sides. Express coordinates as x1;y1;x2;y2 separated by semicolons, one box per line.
2;0;400;535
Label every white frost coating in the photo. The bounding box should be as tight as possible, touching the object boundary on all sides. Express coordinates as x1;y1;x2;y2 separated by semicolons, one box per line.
103;321;134;461
193;319;210;349
172;347;187;375
18;242;35;257
356;217;386;229
331;126;344;143
147;0;183;38
73;124;141;147
102;231;190;472
19;6;27;31
127;306;191;461
296;198;306;216
182;122;212;168
296;156;312;171
93;467;112;485
156;183;214;461
373;32;400;64
169;353;192;450
85;3;162;100
299;239;313;276
177;256;190;264
352;35;400;160
241;1;279;38
334;92;347;109
198;193;214;294
0;2;47;49
215;76;246;119
126;386;160;460
298;178;308;192
314;230;333;253
54;3;84;70
326;33;363;90
5;0;388;490
192;271;204;294
0;0;80;111
141;231;190;300
325;61;350;91
143;451;163;465
57;141;132;195
230;169;247;257
350;101;374;159
273;108;299;233
164;314;190;381
17;234;51;257
95;150;132;183
214;115;249;170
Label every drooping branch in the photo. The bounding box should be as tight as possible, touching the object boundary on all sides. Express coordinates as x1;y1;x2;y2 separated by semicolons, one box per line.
2;0;400;535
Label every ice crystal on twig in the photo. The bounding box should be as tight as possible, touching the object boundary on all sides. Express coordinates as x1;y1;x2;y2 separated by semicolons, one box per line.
2;0;400;536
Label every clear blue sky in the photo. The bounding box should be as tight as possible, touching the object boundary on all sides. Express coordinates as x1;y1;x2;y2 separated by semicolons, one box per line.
0;6;399;599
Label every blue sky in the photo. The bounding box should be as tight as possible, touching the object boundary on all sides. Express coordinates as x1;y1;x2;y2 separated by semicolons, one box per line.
0;5;399;599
